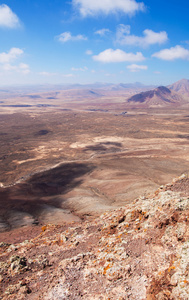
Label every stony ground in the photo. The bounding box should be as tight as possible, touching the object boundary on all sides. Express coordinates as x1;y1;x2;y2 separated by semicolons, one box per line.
0;175;189;300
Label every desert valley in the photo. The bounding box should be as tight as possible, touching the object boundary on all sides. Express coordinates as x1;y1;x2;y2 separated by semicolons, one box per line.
0;79;189;231
0;79;189;299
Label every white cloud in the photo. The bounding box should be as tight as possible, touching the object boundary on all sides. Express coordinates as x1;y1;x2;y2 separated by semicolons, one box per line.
127;64;147;72
39;72;75;78
93;48;145;63
116;24;131;40
152;45;189;61
0;48;30;74
57;32;87;42
62;74;74;78
71;66;88;71
95;28;111;36
116;25;168;47
2;63;30;74
72;0;145;17
0;4;20;28
18;63;30;74
0;48;23;64
86;50;93;55
154;71;161;74
105;73;115;77
39;71;57;76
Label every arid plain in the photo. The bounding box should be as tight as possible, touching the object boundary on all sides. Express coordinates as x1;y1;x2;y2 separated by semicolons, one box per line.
0;82;189;235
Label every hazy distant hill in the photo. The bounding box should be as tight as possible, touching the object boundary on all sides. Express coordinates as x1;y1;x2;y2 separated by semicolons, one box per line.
127;86;184;107
0;82;154;94
168;78;189;96
109;82;155;91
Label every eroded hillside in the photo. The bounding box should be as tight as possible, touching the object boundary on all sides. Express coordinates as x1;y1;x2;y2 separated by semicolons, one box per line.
0;175;189;299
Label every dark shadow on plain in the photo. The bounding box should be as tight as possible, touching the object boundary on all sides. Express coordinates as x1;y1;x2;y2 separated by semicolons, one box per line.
177;134;189;139
83;142;122;153
34;129;51;136
0;162;95;216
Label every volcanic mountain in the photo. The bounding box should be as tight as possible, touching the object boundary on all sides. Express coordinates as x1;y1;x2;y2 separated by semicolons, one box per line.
168;78;189;97
127;86;184;107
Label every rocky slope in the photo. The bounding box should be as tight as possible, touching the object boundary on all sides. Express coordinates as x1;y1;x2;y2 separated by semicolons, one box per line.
0;175;189;300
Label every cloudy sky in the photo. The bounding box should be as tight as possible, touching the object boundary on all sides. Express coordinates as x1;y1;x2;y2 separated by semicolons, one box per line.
0;0;189;86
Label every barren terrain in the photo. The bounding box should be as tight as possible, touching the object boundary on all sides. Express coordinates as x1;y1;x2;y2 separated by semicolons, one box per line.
0;86;189;233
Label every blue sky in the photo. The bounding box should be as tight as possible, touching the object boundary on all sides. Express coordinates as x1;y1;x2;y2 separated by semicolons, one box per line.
0;0;189;86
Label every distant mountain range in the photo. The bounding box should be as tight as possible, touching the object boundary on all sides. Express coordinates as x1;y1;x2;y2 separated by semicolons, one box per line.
0;81;155;101
0;81;155;94
1;79;189;108
127;79;189;107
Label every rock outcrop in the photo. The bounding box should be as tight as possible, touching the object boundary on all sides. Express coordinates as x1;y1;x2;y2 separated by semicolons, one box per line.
0;175;189;299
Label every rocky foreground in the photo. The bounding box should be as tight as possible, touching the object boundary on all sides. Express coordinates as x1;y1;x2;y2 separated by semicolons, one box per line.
0;175;189;300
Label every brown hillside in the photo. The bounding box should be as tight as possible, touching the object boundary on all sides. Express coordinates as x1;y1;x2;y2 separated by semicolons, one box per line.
168;78;189;97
